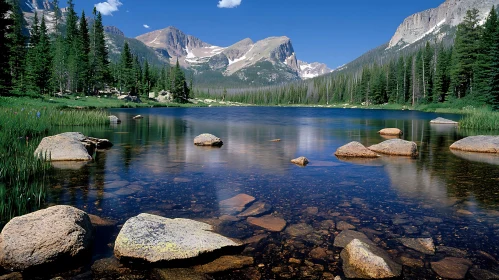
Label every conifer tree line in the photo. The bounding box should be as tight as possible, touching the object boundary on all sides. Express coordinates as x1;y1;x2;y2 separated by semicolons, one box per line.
198;7;499;109
0;0;190;101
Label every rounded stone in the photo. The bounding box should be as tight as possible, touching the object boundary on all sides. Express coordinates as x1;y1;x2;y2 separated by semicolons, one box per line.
378;128;403;136
335;141;379;158
368;139;418;157
114;214;240;263
194;133;223;147
0;205;93;271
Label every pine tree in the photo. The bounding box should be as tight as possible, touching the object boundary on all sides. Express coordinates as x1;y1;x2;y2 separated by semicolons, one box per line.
25;12;41;94
450;8;481;98
0;0;11;95
65;0;80;92
78;11;90;93
7;0;27;94
119;42;133;93
89;9;109;93
36;14;52;94
474;6;499;105
434;44;452;102
142;60;151;95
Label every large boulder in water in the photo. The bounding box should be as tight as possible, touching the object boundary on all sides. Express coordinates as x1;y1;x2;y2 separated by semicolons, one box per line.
430;117;458;125
340;239;402;279
450;136;499;153
378;128;402;136
0;205;93;271
34;132;112;162
194;133;223;147
368;139;418;157
335;141;379;158
34;132;92;161
114;214;241;263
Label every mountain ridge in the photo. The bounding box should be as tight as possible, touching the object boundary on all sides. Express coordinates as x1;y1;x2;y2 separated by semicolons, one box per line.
135;26;330;84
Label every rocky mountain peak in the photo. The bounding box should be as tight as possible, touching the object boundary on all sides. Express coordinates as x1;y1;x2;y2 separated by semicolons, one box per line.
388;0;499;49
136;26;211;58
104;26;125;37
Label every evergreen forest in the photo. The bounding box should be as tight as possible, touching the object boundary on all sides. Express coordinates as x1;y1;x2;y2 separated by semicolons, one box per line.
0;0;190;102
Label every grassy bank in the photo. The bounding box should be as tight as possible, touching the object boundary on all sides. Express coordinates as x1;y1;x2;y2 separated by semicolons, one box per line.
0;97;112;224
460;110;499;130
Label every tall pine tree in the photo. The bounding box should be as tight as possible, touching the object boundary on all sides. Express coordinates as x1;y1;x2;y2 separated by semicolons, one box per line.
450;8;481;98
7;0;26;94
0;0;11;95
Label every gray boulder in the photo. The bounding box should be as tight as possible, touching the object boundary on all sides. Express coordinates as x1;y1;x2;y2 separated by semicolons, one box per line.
0;205;93;271
34;132;112;162
114;214;241;263
335;141;379;158
450;136;499;153
369;139;418;157
340;239;402;279
194;134;223;147
108;115;121;124
34;132;92;161
430;117;458;125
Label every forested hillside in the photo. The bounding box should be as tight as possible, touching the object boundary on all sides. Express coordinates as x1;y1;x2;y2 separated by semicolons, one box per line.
197;8;499;110
0;0;190;101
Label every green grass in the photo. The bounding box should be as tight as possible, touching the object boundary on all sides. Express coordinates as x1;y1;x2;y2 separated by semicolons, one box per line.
460;109;499;130
0;96;116;224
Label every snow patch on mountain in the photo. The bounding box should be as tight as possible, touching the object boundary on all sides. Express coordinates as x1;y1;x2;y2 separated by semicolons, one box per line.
298;60;333;79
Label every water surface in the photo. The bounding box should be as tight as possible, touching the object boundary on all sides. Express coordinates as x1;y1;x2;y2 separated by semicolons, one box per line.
47;107;499;279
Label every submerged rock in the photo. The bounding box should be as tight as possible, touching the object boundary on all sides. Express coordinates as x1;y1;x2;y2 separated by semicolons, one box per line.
194;133;223;146
247;215;287;232
237;201;272;217
286;223;314;237
340;239;402;279
397;238;435;255
450;136;499;154
469;267;499;280
333;230;375;248
431;257;472;279
335;142;379;158
193;255;254;273
114;214;241;263
378;128;403;136
219;194;256;214
430;117;458;124
0;205;93;271
368;139;418;157
291;156;309;166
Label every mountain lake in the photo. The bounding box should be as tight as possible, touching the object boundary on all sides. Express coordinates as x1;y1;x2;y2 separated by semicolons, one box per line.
41;107;499;279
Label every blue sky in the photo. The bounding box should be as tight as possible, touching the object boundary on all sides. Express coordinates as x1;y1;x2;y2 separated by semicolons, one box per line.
72;0;445;68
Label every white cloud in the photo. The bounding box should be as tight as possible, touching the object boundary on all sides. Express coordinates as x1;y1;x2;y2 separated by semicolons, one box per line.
217;0;241;8
143;24;150;29
95;0;123;16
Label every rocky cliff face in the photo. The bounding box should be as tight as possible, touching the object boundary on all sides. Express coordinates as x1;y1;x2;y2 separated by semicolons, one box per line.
21;0;53;12
388;0;499;48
